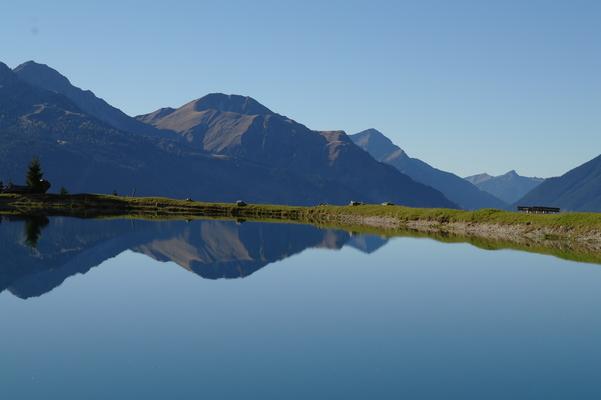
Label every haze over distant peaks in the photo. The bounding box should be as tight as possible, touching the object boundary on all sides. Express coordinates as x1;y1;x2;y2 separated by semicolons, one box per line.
464;173;494;186
465;170;544;205
350;129;506;210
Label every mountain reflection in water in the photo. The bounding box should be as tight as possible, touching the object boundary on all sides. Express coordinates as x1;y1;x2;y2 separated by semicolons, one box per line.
0;216;387;299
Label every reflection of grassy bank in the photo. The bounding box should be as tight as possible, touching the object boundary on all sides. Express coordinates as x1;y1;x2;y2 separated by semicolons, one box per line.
285;219;601;265
358;226;601;265
1;193;601;264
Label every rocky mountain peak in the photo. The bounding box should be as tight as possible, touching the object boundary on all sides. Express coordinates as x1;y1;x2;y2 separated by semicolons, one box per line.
13;61;73;92
351;128;403;161
191;93;273;115
0;62;17;85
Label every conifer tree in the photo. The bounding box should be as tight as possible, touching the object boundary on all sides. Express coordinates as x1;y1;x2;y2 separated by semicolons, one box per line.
26;157;44;192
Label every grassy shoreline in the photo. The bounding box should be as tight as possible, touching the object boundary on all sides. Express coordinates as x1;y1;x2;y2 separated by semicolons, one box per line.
2;193;600;230
1;193;601;263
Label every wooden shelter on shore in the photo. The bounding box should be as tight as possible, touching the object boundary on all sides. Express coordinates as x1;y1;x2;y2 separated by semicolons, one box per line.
517;206;560;214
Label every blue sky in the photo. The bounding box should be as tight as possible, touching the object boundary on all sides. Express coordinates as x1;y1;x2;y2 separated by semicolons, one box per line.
2;0;600;177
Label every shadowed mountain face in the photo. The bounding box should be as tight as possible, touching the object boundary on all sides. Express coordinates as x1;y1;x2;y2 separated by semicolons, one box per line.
515;154;601;212
3;60;453;207
0;217;387;299
13;61;176;140
137;94;456;208
0;63;391;205
466;170;544;205
350;129;506;210
0;61;176;193
1;61;309;201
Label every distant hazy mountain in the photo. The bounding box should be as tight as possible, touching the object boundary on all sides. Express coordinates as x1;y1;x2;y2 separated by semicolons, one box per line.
13;61;175;139
465;170;544;204
464;173;494;186
515;154;601;212
1;61;454;207
137;94;456;208
350;129;506;210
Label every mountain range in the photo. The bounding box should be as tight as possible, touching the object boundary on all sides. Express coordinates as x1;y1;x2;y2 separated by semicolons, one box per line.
2;59;600;211
350;129;506;210
135;93;455;207
0;60;454;208
465;170;544;204
0;62;300;203
515;155;601;212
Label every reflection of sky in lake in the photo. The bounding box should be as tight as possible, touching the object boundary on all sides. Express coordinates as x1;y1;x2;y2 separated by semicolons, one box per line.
2;218;601;399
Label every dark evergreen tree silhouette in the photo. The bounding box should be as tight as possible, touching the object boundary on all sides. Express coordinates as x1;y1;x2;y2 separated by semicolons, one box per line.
26;157;44;192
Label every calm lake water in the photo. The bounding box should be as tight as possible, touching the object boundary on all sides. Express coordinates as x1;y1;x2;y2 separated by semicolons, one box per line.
2;216;601;399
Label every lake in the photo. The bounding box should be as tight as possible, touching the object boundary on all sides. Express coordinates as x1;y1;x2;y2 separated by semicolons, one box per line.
2;216;601;399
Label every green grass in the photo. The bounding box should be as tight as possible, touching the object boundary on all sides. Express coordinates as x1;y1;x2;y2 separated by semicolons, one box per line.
2;193;601;231
304;204;601;232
